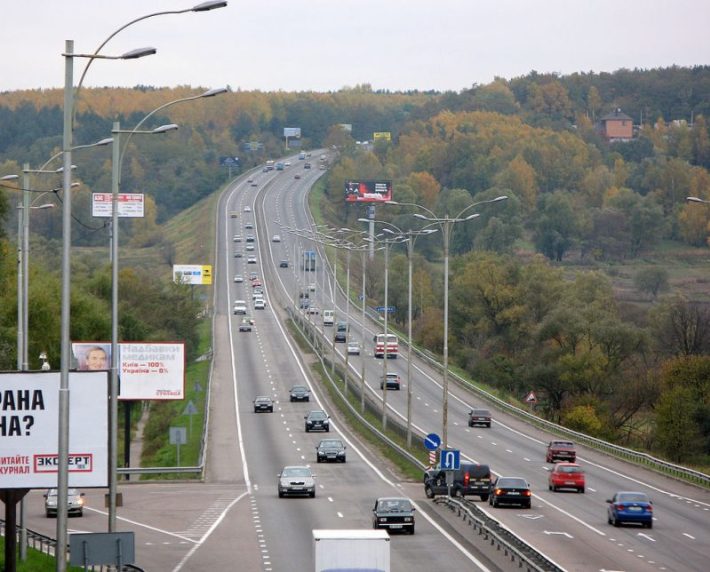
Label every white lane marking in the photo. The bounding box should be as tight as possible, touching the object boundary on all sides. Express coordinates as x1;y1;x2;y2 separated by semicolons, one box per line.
544;531;573;538
683;533;695;540
337;512;344;518
523;457;531;462
637;533;655;542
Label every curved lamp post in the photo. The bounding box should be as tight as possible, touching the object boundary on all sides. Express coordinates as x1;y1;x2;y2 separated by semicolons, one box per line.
386;196;508;447
57;3;227;568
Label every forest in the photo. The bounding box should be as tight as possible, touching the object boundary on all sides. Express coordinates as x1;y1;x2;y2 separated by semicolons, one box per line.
1;66;709;466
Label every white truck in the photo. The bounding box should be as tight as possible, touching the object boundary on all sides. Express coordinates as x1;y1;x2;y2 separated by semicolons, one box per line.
313;529;390;572
322;310;335;326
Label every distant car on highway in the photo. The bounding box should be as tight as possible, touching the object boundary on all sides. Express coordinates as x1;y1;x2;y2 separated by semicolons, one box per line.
489;477;532;508
245;244;255;251
233;251;243;258
548;462;585;493
247;255;257;264
316;439;346;463
254;298;265;310
546;440;576;463
233;300;247;315
244;206;252;212
279;260;289;268
246;235;255;242
372;497;415;534
278;466;316;498
239;318;253;332
468;408;492;428
245;222;254;229
347;341;361;355
294;173;301;179
607;491;653;528
304;410;330;432
306;306;320;315
272;234;281;242
234;274;243;283
233;235;241;242
380;372;401;390
44;488;84;518
289;385;310;402
253;396;274;413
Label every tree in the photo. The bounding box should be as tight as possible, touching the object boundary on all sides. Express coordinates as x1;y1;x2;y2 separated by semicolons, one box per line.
650;296;710;356
533;191;578;261
633;267;669;299
654;386;703;462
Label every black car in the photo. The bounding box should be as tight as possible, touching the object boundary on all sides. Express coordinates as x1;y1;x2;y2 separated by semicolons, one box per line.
468;408;492;428
289;385;310;402
305;410;330;432
372;497;415;535
316;439;346;463
489;477;532;508
279;260;289;268
424;462;492;501
253;396;274;413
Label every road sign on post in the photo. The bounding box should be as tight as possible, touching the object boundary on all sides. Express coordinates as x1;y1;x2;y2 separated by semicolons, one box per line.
169;426;187;466
424;433;441;451
440;449;460;471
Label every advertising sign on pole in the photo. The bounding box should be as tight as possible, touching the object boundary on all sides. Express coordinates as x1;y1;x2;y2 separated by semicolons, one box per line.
91;193;145;218
373;132;392;141
173;264;213;285
344;180;393;203
283;127;301;138
0;371;108;488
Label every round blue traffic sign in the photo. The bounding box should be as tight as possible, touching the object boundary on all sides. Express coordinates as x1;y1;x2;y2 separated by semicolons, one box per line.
424;433;441;451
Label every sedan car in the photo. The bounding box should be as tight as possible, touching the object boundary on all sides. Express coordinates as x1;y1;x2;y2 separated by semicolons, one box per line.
233;251;243;258
548;462;585;493
239;318;253;332
233;235;242;242
305;410;330;432
468;408;492;428
246;235;255;242
347;341;361;355
278;466;316;498
253;396;274;413
244;222;254;229
247;255;257;264
316;439;346;463
44;488;84;517
254;298;265;310
306;306;320;315
607;491;653;528
243;205;252;212
372;497;415;535
489;477;532;508
294;173;301;180
245;244;255;251
289;385;310;402
380;372;401;390
233;274;243;283
279;260;289;268
272;234;281;242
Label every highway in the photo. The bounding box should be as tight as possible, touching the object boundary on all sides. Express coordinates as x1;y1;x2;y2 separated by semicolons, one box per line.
19;157;709;571
255;155;710;572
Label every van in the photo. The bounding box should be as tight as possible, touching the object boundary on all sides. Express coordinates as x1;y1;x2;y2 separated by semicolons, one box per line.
423;462;492;501
323;310;334;326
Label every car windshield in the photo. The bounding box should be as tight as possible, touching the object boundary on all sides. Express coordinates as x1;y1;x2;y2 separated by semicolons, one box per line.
291;386;307;393
618;492;649;503
498;478;527;488
309;411;326;420
471;409;490;416
255;396;270;402
559;465;582;474
282;467;311;478
378;499;411;512
319;440;343;449
552;441;574;448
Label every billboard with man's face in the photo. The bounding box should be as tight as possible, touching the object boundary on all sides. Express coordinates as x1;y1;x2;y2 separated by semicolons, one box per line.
344;180;393;203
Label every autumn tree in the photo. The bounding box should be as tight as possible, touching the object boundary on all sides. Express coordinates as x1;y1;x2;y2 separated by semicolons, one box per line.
634;267;670;299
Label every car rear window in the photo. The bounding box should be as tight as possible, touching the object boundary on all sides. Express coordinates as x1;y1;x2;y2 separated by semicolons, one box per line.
618;493;649;503
471;409;491;416
464;464;491;478
497;477;527;488
559;465;582;473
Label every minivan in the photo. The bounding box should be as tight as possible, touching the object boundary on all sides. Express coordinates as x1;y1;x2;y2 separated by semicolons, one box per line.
423;462;492;501
322;310;334;326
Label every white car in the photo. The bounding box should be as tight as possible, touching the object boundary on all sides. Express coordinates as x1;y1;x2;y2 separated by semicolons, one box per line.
247;255;257;264
244;206;252;212
254;298;266;310
233;235;241;242
347;341;361;355
272;235;281;243
309;283;317;292
233;300;247;315
252;289;264;299
246;244;255;251
234;274;244;283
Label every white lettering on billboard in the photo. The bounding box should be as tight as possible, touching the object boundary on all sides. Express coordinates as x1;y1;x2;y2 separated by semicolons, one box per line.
0;371;108;488
119;343;185;400
92;193;145;218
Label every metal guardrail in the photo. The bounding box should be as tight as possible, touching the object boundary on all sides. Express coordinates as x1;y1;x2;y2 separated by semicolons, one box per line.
434;497;565;572
118;466;202;475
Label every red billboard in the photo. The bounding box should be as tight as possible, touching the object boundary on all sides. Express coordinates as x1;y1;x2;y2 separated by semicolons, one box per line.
345;180;393;203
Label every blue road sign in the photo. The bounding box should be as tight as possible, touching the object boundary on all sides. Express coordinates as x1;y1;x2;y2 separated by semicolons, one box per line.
440;449;460;470
375;306;396;313
424;433;441;451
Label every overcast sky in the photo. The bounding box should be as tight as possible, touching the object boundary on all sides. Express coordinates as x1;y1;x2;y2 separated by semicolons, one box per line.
3;0;709;93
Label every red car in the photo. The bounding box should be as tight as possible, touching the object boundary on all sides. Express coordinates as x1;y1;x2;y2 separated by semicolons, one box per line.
251;279;262;288
548;462;585;493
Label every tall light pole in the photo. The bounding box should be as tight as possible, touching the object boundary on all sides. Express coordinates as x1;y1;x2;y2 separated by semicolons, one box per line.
387;196;508;447
57;4;227;568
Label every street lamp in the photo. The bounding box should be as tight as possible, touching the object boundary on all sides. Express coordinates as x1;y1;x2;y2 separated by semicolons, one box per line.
687;197;710;204
108;89;226;532
57;3;227;567
387;196;508;447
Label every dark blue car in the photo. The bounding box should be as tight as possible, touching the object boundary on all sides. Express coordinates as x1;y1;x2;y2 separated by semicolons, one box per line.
607;491;653;528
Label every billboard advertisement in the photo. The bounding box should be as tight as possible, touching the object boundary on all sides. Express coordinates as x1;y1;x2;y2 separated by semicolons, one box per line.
373;131;392;141
345;180;393;203
173;264;213;285
0;371;108;488
92;193;145;218
71;342;186;400
284;127;301;138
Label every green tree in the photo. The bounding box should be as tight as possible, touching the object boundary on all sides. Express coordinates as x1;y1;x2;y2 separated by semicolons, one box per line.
633;267;670;299
533;191;578;261
655;386;703;461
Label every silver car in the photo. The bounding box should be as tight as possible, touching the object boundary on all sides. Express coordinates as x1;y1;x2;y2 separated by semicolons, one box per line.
278;466;316;498
44;488;84;517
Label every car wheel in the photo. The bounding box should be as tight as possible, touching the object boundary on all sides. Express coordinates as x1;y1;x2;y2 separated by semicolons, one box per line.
548;484;552;491
551;485;557;492
524;501;531;509
341;457;346;463
316;458;321;463
579;487;585;494
613;516;620;527
278;491;284;498
290;397;294;402
305;397;309;402
468;421;473;427
46;511;52;518
78;509;83;517
305;426;310;432
325;427;330;432
424;486;435;499
410;524;415;535
309;491;316;498
480;494;489;502
491;497;498;508
486;423;491;428
646;521;653;529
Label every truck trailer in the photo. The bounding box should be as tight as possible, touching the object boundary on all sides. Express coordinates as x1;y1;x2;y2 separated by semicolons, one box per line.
313;529;390;572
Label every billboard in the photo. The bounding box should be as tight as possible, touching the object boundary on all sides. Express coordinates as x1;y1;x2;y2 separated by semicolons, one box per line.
0;371;108;488
71;342;186;400
373;132;392;141
345;180;393;203
284;127;301;138
173;264;213;285
92;193;145;218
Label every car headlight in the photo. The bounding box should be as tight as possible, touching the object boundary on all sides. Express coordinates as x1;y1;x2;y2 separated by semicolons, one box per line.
378;517;387;523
